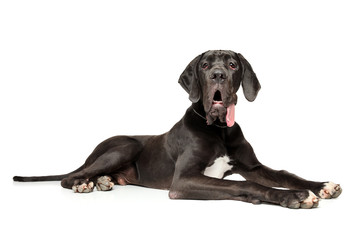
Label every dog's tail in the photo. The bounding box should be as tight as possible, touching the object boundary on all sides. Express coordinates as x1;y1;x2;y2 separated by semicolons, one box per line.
13;164;84;182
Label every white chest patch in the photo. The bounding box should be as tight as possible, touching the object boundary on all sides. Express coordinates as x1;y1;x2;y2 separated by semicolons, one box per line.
203;155;233;179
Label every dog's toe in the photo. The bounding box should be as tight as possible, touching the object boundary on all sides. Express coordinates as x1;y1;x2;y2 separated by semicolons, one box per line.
281;190;319;209
72;181;94;193
300;191;319;209
96;176;115;191
319;182;342;199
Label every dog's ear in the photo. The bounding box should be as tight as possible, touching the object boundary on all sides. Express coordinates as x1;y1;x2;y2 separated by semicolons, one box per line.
237;53;261;102
178;54;202;103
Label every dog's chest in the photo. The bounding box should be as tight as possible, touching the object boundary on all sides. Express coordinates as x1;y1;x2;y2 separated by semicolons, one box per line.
203;155;233;179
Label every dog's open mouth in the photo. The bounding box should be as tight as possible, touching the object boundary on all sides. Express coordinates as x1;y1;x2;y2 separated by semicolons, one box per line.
208;90;235;127
212;90;223;106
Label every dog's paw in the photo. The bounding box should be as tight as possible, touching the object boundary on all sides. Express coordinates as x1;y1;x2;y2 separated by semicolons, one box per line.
300;191;320;208
96;176;115;191
319;182;342;199
72;181;94;193
280;190;319;209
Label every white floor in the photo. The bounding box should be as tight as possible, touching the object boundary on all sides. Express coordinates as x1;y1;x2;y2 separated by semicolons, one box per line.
4;173;354;240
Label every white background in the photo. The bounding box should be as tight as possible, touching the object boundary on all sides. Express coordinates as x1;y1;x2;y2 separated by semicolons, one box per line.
1;0;359;239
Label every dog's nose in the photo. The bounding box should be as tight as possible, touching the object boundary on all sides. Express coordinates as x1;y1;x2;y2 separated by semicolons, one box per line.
210;69;227;83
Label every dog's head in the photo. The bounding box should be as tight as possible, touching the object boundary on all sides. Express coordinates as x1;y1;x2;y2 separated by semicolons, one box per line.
179;50;261;127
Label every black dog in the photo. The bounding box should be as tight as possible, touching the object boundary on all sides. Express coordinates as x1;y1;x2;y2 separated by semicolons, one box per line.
14;50;342;208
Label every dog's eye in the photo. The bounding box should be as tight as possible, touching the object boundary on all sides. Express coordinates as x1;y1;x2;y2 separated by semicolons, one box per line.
229;62;236;70
201;63;209;69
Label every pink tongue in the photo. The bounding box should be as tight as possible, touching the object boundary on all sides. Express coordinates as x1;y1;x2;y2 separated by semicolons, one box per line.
226;104;235;127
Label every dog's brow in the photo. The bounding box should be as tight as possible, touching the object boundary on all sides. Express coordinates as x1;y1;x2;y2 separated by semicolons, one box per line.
205;55;215;63
222;54;231;61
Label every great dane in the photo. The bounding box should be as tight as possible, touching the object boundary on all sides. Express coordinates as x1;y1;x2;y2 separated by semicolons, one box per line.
14;50;342;208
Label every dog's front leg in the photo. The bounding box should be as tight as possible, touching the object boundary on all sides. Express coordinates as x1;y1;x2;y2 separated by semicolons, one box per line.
237;165;342;199
169;171;319;208
169;174;268;203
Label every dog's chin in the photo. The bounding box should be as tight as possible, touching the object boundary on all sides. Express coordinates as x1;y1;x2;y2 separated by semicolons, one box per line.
206;103;227;125
205;102;236;127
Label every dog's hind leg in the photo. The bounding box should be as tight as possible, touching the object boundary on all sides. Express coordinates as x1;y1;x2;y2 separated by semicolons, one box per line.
61;137;143;193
